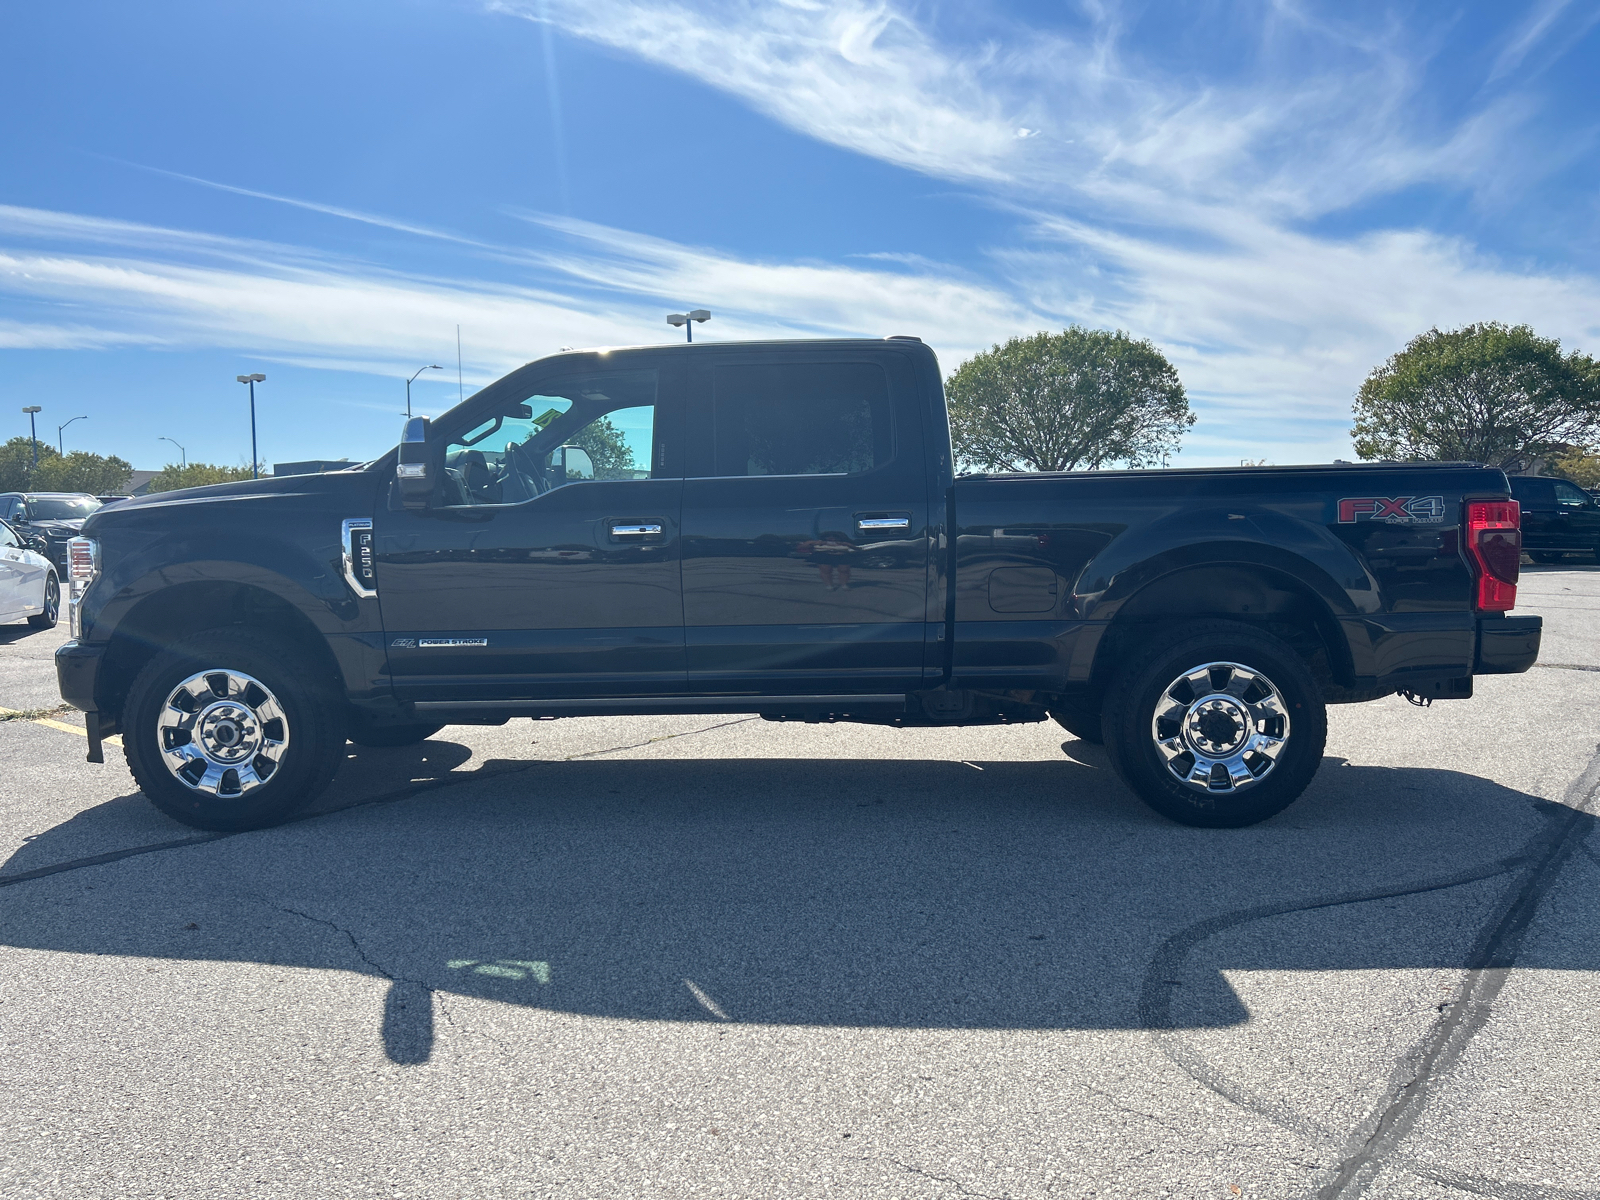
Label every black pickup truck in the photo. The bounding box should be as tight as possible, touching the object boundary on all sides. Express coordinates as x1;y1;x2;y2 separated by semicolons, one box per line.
56;337;1541;832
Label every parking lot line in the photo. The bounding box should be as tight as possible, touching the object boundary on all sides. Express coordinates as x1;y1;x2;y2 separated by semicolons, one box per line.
0;706;122;747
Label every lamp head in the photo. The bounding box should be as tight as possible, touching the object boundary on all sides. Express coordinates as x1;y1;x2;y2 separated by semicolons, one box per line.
666;313;687;327
22;405;41;414
236;373;266;383
688;309;711;323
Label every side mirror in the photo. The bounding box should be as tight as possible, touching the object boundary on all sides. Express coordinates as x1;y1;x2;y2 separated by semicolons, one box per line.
25;534;48;555
397;416;433;510
560;445;594;482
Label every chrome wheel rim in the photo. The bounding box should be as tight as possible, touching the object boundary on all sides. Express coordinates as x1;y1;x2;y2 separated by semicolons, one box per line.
43;576;58;622
156;669;289;797
1151;660;1290;793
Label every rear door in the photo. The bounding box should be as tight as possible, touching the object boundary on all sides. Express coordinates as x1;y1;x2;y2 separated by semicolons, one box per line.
679;349;931;694
1552;480;1600;553
1510;478;1557;549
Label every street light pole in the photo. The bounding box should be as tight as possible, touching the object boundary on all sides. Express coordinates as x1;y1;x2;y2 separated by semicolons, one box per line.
159;436;187;468
235;373;266;479
21;406;41;468
57;415;87;455
406;364;443;419
665;309;711;343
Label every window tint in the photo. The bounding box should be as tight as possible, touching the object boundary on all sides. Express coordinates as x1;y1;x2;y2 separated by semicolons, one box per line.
25;497;99;520
711;362;892;477
1509;478;1555;507
441;370;658;506
1553;481;1590;507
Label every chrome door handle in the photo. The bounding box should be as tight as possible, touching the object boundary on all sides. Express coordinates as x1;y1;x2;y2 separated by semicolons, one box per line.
857;516;910;531
610;523;663;537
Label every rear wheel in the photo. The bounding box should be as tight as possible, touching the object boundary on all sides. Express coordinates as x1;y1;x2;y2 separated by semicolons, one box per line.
1101;621;1327;828
27;573;59;629
123;630;346;831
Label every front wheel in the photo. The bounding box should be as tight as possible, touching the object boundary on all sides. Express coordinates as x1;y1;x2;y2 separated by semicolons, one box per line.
1101;622;1327;828
27;572;59;629
123;631;347;831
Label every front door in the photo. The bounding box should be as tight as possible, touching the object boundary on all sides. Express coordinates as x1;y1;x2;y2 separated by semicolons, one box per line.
374;362;686;702
680;351;932;694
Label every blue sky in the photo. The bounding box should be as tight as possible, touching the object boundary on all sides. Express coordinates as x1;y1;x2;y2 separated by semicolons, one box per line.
3;0;1598;471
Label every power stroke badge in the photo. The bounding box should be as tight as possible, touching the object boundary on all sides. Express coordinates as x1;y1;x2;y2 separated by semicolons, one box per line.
391;637;489;648
1337;496;1446;524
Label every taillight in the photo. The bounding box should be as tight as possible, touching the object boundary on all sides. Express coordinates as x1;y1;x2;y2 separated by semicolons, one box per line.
1465;500;1519;611
67;537;99;583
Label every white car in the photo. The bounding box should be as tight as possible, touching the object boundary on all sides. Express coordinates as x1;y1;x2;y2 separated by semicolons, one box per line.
0;519;59;629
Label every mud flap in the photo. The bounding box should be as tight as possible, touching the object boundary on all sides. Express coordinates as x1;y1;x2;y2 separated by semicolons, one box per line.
84;710;105;764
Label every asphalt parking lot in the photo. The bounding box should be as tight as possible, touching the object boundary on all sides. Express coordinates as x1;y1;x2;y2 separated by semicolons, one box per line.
1;567;1597;1200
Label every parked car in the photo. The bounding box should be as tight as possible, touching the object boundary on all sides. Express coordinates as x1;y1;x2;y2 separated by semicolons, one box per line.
58;337;1540;833
0;518;61;629
0;492;101;574
1507;476;1600;562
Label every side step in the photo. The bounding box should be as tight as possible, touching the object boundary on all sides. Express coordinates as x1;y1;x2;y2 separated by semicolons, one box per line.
411;694;909;720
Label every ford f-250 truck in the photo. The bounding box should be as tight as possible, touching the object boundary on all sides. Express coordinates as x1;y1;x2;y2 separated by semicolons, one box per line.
55;337;1541;832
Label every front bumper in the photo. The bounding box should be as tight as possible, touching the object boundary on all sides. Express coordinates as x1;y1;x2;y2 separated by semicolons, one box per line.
1475;614;1542;674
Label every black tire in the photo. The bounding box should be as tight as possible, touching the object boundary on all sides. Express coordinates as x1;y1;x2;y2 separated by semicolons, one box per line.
347;718;444;748
1049;699;1103;744
1529;551;1564;564
1101;621;1327;828
123;630;347;831
27;573;59;629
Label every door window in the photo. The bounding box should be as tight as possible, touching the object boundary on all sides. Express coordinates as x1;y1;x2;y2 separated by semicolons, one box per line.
0;522;16;549
440;370;659;506
1509;478;1555;508
709;362;892;477
1553;481;1591;508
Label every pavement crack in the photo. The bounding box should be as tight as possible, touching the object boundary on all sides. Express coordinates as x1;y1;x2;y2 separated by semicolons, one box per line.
883;1157;1012;1200
1313;749;1600;1200
0;718;759;890
560;717;759;761
263;900;406;983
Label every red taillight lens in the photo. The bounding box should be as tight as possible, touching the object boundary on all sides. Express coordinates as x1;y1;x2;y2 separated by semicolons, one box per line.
1466;500;1519;611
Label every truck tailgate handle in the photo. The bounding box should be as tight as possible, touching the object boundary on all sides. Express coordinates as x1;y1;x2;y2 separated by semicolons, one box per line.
609;521;664;538
857;515;910;531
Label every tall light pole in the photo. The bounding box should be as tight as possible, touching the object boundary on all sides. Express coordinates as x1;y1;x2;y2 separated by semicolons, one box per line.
235;373;266;479
21;406;41;468
407;364;442;419
159;436;187;468
57;415;87;455
666;309;711;343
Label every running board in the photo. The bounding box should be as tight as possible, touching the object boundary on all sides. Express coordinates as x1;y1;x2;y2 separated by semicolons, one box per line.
412;694;908;718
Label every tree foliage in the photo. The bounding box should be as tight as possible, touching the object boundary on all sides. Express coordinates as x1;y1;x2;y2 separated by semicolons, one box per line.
145;462;260;493
1351;323;1600;469
0;438;132;494
945;328;1194;473
567;416;636;480
1552;445;1600;489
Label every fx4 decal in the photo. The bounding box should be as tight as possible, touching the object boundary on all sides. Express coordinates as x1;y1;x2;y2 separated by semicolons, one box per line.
1337;496;1446;524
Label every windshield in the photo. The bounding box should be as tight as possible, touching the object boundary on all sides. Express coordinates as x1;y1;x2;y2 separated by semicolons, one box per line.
27;497;100;521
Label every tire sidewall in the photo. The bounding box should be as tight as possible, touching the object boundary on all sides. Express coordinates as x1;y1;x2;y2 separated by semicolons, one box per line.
125;632;344;831
1105;625;1327;828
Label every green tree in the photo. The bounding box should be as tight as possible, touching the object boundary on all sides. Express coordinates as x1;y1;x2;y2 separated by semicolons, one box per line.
568;415;636;480
946;328;1194;473
1352;323;1600;469
1552;445;1600;488
145;462;260;493
0;438;131;494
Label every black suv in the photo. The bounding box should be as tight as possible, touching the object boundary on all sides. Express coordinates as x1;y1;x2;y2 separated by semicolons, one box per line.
0;492;101;573
1508;476;1600;562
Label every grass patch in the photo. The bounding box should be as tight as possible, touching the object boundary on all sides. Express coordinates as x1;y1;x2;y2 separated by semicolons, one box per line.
0;704;76;722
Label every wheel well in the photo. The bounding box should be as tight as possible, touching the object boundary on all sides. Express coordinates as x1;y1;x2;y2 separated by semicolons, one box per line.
1091;564;1351;692
98;582;343;724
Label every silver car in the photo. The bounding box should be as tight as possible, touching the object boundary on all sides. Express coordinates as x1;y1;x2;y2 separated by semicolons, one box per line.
0;518;60;629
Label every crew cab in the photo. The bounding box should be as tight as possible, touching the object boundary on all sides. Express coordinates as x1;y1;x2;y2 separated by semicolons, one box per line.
55;338;1541;832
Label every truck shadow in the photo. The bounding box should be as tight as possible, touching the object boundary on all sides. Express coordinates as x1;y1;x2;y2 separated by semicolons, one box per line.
2;749;1595;1065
